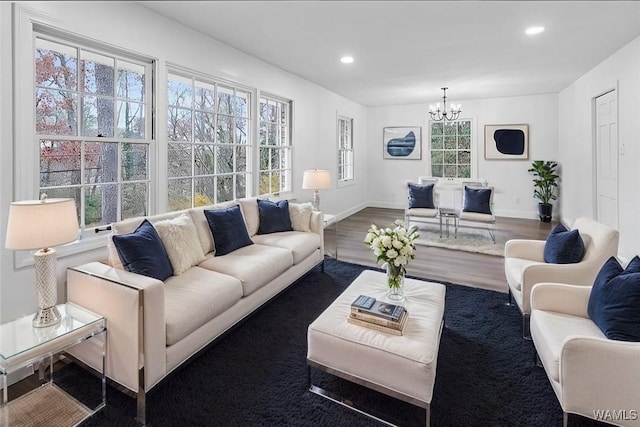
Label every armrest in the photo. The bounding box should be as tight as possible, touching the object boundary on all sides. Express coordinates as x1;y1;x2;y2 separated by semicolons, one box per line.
530;283;591;318
504;239;546;261
561;336;640;415
66;262;166;393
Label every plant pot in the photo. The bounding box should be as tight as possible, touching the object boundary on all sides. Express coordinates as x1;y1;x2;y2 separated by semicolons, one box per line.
538;203;553;222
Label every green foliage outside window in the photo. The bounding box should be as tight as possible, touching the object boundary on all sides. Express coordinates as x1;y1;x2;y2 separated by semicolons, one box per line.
430;120;471;179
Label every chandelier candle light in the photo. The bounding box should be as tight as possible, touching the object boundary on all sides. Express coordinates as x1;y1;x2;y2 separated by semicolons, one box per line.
302;169;331;211
5;196;79;327
364;220;419;301
429;87;462;122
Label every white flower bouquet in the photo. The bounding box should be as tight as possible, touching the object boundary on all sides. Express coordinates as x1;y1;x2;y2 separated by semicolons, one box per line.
364;220;419;293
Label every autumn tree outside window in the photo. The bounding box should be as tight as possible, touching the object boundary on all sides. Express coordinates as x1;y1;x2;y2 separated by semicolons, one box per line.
35;35;152;229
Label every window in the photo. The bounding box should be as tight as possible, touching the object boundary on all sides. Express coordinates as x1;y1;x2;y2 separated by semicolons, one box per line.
429;120;472;178
259;95;292;195
167;71;252;210
337;116;354;182
35;35;152;229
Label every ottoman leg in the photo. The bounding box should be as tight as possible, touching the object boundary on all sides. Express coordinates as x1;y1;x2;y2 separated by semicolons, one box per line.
426;403;430;427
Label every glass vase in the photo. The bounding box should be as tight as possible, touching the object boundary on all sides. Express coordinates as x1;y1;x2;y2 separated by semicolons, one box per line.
386;263;405;302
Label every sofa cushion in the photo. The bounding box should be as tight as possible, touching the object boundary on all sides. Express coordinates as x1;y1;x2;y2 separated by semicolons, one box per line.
189;201;238;255
530;309;605;382
164;267;243;346
289;202;313;232
258;199;293;234
198;244;293;296
463;187;491;214
204;205;253;256
154;214;206;275
543;223;585;264
588;256;640;341
251;231;321;265
238;197;260;236
504;257;545;292
408;183;435;209
406;207;438;219
112;219;174;281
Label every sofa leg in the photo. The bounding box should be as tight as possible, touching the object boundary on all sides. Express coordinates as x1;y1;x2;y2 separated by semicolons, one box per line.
136;369;146;425
523;314;531;340
506;288;513;306
563;411;568;427
534;351;543;368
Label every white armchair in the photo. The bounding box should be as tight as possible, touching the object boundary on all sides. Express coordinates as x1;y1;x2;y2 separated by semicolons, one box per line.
459;183;496;243
504;217;619;337
405;177;439;228
530;283;640;427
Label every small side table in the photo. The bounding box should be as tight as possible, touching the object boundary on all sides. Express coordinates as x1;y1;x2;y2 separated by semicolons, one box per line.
322;214;338;259
439;208;460;238
0;303;106;426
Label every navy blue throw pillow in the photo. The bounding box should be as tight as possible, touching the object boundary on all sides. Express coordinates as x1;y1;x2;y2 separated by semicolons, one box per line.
408;183;435;209
543;223;585;264
112;219;173;281
462;187;492;214
204;205;253;256
257;199;293;234
588;262;640;342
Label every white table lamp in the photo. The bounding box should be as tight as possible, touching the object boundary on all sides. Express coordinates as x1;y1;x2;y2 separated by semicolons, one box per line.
5;197;79;327
302;169;331;211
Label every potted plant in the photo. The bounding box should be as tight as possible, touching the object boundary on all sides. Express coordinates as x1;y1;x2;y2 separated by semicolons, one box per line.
528;160;559;222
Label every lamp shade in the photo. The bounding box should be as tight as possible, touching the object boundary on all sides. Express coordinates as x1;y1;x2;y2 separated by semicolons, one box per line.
302;169;331;190
5;198;79;250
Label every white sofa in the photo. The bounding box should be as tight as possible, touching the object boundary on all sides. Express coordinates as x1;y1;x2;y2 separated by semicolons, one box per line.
66;198;324;424
505;217;619;337
530;283;640;426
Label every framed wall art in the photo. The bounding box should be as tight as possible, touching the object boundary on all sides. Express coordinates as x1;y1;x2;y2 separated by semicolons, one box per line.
383;126;421;160
484;124;529;160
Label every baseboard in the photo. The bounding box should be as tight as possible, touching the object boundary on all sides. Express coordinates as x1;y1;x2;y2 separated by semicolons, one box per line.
331;201;369;222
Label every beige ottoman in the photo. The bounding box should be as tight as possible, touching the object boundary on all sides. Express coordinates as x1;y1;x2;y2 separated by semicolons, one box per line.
307;269;446;426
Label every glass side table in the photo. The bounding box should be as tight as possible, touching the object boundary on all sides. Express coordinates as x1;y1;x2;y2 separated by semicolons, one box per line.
0;303;106;426
438;207;460;238
323;214;338;259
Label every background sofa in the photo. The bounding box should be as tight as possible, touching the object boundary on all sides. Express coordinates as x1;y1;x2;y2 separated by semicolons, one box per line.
66;198;324;424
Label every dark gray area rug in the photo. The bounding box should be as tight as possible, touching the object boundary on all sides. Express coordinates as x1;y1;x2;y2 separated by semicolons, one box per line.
63;259;605;426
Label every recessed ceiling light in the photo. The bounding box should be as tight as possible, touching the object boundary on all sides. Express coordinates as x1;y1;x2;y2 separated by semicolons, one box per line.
525;26;545;35
340;56;354;64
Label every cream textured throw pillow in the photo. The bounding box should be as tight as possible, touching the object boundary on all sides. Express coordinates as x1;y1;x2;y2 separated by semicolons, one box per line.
289;202;313;232
154;214;206;275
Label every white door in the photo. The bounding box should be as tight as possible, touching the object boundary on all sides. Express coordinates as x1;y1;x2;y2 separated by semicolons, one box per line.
595;90;618;229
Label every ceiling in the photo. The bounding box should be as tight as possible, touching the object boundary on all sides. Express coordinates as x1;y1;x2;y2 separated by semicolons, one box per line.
140;1;640;107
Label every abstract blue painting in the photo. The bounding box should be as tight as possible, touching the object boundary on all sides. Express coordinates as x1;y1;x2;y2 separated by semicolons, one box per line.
484;124;529;160
383;126;422;159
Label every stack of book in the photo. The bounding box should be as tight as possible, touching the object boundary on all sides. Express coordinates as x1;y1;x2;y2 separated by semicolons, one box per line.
348;294;409;335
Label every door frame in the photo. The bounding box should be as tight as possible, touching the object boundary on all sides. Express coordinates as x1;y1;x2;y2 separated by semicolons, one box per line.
591;82;619;225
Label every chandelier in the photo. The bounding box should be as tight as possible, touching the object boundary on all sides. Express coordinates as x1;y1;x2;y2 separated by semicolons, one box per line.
429;87;461;122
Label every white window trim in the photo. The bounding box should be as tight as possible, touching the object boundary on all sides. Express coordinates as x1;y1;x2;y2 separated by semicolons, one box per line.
425;116;478;180
258;92;293;197
13;6;159;267
337;113;355;189
166;64;257;206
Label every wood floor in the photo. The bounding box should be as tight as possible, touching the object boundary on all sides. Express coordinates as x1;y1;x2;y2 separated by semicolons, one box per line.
325;207;553;293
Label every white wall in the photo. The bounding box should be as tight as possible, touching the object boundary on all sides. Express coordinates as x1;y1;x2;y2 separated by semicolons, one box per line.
0;1;368;322
367;94;559;218
559;35;640;261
